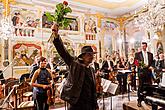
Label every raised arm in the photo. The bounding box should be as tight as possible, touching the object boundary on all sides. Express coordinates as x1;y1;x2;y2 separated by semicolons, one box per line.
51;23;73;66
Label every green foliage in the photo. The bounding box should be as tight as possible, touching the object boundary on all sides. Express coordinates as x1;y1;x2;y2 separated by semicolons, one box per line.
45;2;72;28
139;61;148;69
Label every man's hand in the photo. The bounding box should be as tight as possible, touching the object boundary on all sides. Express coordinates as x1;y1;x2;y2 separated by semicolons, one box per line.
51;23;59;37
48;23;59;42
43;85;50;89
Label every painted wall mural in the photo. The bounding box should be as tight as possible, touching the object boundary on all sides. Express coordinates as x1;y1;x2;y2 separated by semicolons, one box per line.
11;7;40;37
157;41;164;54
42;13;79;31
84;17;97;33
101;21;118;30
13;43;42;66
101;20;119;54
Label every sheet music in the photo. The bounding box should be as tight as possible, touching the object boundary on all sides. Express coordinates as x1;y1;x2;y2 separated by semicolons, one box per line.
118;70;132;73
160;72;165;87
101;78;118;95
107;82;118;95
101;78;111;93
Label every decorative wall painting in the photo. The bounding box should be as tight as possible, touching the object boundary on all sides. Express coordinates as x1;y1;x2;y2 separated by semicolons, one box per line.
11;7;40;37
13;43;42;66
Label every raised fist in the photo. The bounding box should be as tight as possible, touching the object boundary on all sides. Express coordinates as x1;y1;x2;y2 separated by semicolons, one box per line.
51;23;59;36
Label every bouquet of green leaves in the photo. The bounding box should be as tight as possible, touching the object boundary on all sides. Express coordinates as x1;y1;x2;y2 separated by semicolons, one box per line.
45;1;72;28
135;60;148;69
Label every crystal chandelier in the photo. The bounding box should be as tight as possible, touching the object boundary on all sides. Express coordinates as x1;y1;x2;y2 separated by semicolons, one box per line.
0;0;14;40
135;0;165;32
0;17;13;40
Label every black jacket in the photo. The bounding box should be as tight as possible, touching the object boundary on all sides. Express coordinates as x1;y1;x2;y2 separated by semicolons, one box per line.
101;60;114;73
53;36;97;109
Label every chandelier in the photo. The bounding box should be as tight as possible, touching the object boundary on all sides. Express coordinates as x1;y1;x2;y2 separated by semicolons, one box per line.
135;0;165;32
0;0;14;40
0;17;13;40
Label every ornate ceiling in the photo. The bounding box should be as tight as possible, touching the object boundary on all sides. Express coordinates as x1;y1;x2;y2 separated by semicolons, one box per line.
20;0;147;17
49;0;147;17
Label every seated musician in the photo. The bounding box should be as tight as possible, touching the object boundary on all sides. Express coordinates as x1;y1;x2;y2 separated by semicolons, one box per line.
30;57;53;110
91;57;103;98
100;55;114;80
127;56;136;91
116;56;127;94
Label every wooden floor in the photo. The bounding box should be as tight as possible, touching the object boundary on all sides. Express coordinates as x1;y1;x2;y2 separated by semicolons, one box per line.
50;91;138;110
123;101;152;110
50;91;165;110
1;90;165;110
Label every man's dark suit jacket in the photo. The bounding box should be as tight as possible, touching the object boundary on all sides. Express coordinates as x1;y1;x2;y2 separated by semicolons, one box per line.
101;60;113;73
135;51;153;67
93;62;99;73
135;51;153;84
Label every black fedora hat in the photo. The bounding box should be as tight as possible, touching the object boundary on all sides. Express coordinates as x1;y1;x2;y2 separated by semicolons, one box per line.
78;46;97;58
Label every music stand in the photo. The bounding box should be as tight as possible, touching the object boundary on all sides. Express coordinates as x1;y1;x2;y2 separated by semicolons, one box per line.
118;70;132;101
101;78;118;110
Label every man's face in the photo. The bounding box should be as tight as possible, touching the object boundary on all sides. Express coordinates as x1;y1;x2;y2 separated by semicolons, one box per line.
141;44;147;51
82;53;94;65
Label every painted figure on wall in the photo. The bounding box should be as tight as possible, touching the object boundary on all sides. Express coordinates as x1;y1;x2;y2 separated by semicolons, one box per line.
84;17;97;33
42;13;78;31
157;41;164;54
13;43;42;66
11;8;40;37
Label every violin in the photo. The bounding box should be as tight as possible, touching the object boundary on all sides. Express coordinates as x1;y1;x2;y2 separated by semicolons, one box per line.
47;78;55;105
109;71;116;82
47;85;55;105
95;71;103;94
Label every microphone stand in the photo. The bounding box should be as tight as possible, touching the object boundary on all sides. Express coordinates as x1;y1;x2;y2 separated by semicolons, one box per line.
102;92;105;110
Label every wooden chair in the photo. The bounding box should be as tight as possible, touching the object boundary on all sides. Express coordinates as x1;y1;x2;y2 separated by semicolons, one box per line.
14;81;34;110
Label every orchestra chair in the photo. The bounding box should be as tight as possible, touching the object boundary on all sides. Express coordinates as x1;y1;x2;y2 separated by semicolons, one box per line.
0;78;19;109
0;70;5;84
4;78;19;97
14;81;34;110
19;73;30;83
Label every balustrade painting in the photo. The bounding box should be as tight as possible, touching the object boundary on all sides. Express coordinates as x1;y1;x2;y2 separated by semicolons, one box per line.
11;7;40;37
84;17;97;33
42;12;79;31
13;43;42;66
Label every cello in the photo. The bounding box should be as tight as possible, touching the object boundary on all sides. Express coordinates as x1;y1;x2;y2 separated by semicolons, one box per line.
95;71;103;97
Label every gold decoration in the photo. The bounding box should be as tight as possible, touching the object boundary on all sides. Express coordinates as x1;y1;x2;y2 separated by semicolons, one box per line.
0;0;15;16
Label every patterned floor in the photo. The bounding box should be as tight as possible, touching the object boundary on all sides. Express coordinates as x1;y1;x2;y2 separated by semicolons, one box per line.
50;91;138;110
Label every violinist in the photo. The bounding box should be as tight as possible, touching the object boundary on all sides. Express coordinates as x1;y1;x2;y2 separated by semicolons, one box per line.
90;57;100;73
101;55;114;80
30;57;53;110
90;57;103;97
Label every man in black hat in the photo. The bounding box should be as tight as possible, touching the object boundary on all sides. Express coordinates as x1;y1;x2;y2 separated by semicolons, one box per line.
50;23;98;110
